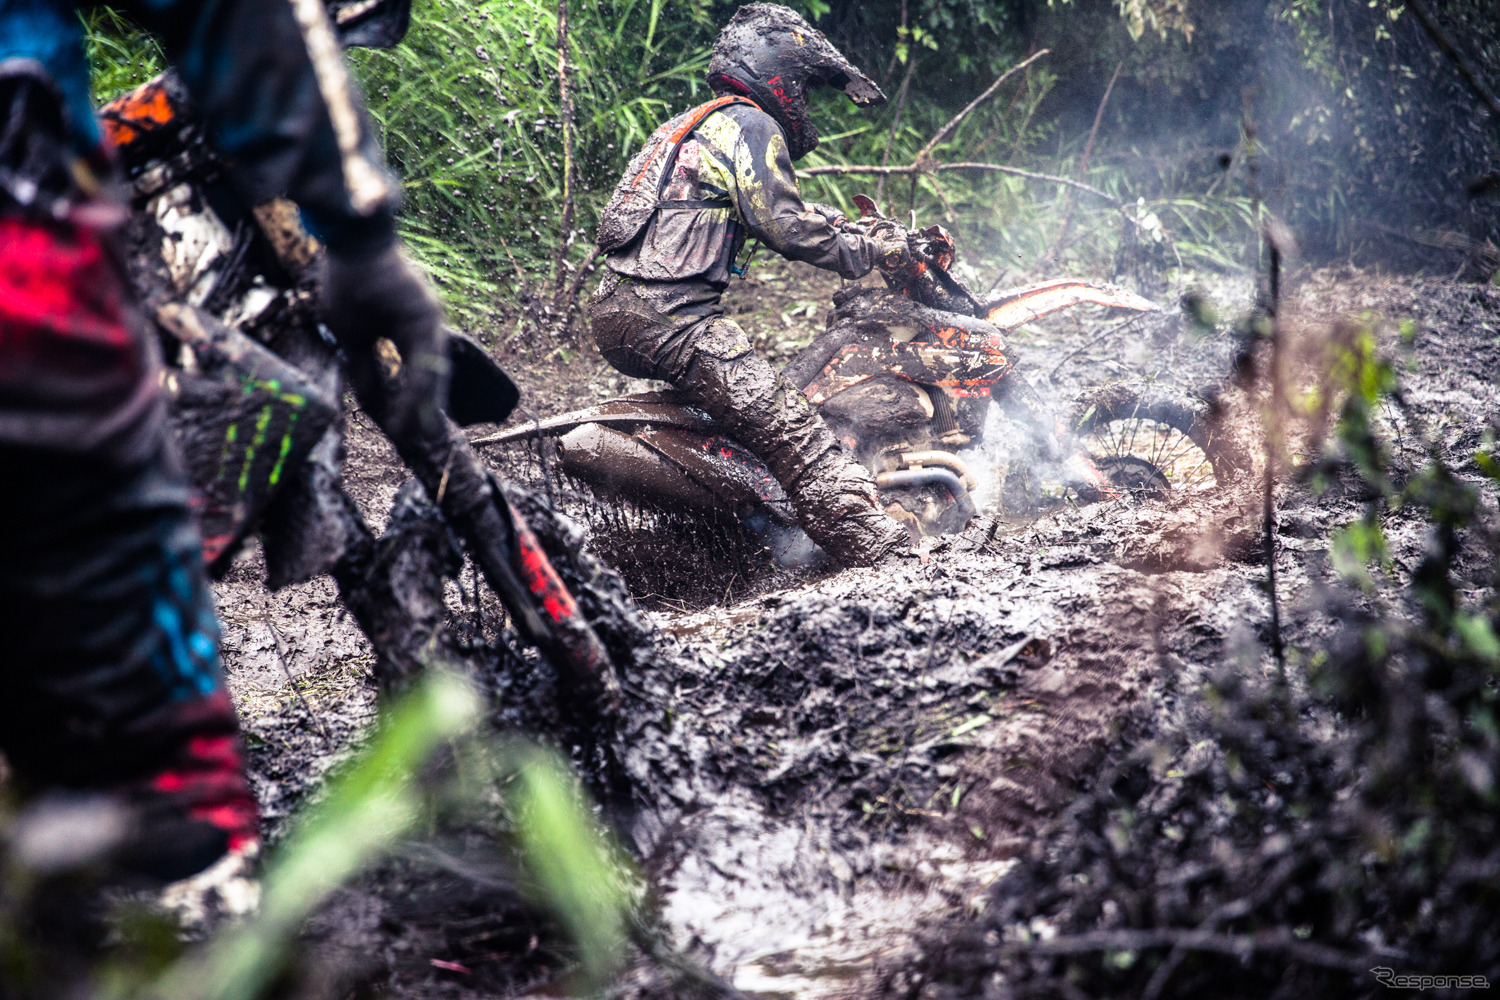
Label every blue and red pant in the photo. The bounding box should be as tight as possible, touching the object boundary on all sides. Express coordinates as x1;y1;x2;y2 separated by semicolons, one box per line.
0;213;257;882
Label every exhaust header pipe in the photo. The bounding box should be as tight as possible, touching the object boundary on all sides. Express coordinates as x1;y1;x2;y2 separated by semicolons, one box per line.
898;450;978;491
875;467;969;502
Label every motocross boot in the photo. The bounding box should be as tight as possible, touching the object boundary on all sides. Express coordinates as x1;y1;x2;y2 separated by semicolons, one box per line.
591;284;909;568
666;317;909;568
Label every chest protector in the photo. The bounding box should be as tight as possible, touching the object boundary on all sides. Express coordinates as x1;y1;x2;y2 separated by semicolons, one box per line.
595;95;756;255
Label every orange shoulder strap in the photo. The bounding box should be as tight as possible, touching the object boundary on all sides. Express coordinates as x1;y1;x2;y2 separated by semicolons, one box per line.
624;95;758;196
667;95;757;144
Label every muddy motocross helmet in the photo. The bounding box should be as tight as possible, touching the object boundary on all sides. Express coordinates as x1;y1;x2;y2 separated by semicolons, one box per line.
707;3;885;161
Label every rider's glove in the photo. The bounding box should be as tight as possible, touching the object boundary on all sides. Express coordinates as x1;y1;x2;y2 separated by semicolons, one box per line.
322;244;450;441
869;220;912;275
807;202;852;231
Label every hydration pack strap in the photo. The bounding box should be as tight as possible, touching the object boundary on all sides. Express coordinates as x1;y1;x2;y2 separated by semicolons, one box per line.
629;94;756;199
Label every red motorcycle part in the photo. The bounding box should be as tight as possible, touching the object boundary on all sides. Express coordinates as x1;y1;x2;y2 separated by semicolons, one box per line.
802;333;1014;405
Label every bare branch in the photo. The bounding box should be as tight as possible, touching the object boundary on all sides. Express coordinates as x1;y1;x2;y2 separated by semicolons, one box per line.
797;161;1121;206
550;0;576;298
937;163;1122;205
915;49;1050;163
876;54;917;204
1052;60;1123;258
798;164;918;176
1407;0;1500;124
562;247;602;304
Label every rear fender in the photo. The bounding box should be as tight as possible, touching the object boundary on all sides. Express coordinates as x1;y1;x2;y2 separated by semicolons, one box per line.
984;278;1159;330
472;393;714;447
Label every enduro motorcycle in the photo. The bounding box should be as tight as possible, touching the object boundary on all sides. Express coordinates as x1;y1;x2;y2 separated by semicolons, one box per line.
478;196;1244;563
98;1;645;715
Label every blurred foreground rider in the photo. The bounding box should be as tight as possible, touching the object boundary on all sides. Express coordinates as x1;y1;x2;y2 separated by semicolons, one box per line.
0;0;444;886
590;3;913;568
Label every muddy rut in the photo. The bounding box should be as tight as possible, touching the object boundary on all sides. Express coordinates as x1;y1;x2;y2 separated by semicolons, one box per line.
210;265;1500;997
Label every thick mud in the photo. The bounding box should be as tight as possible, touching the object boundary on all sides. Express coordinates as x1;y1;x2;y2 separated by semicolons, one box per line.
210;262;1500;997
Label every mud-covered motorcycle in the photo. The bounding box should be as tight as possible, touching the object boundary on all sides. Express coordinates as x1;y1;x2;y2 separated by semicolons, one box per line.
478;195;1245;564
98;3;646;714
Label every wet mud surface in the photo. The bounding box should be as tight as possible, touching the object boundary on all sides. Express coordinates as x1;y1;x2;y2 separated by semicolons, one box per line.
211;263;1500;997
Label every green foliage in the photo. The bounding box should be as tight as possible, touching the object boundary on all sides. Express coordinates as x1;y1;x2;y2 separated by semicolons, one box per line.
144;672;485;1000
508;746;630;988
348;0;719;326
83;0;1500;325
81;7;162;104
123;673;629;1000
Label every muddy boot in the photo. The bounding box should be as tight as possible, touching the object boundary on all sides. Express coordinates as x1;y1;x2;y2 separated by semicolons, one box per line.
592;297;910;568
785;450;910;567
675;319;908;568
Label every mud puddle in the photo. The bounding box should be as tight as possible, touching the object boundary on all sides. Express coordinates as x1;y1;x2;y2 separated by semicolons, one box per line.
209;266;1500;998
610;515;1272;996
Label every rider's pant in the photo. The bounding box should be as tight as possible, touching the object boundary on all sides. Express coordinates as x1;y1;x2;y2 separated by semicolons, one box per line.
588;272;907;568
0;213;258;883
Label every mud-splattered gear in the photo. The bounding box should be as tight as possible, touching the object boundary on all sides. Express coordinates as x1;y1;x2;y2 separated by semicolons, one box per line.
596;94;758;256
705;3;884;161
595;42;903;566
869;220;914;277
0;0;404;885
322;243;450;443
601;101;888;292
590;273;908;568
0;213;257;882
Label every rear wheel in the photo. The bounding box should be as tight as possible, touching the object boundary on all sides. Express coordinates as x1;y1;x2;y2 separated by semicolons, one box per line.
1071;382;1247;496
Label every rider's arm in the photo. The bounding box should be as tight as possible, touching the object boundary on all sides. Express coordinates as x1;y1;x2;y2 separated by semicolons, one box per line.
723;107;882;280
120;0;396;256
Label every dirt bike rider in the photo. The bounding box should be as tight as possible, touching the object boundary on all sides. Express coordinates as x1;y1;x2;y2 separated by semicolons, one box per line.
0;0;444;887
589;3;916;569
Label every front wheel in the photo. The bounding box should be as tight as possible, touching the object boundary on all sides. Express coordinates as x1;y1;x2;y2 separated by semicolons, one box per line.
1070;382;1248;497
505;484;656;677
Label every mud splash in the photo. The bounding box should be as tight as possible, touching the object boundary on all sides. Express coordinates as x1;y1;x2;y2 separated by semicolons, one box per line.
209;266;1500;998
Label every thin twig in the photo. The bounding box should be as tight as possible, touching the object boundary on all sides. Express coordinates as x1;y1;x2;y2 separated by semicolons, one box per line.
875;54;917;206
914;50;1051;164
938;163;1123;206
497;233;527;289
801;50;1054;219
1049;315;1144;378
549;0;576;297
878;0;909;88
471;559;484;637
797;161;1121;206
556;246;602;327
262;611;333;746
1264;240;1286;681
1050;61;1122;260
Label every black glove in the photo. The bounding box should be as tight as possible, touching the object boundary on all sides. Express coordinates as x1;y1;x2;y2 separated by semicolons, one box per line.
322;244;450;441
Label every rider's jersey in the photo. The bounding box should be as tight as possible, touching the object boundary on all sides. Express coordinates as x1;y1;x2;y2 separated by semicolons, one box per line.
603;102;881;293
